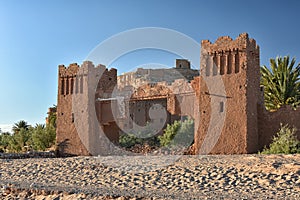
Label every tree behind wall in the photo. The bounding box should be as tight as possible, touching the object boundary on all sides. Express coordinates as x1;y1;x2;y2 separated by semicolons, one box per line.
260;56;300;111
12;120;30;134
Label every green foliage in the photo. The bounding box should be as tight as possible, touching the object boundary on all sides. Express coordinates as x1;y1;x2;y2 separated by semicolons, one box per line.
159;120;181;146
119;133;141;148
119;122;160;148
0;122;56;153
119;118;194;149
158;118;194;147
31;124;56;151
0;132;10;152
47;105;57;128
12;120;30;134
261;124;300;154
260;56;300;111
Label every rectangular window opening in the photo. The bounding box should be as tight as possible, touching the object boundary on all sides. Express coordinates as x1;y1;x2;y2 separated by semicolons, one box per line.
220;101;224;113
61;79;65;95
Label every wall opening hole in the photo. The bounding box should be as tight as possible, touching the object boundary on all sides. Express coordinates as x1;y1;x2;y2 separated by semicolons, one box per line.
220;101;224;113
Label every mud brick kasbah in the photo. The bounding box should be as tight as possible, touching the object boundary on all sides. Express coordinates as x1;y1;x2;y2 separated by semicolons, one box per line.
56;33;300;156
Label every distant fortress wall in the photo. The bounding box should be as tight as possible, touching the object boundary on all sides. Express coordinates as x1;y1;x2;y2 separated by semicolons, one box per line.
117;59;199;90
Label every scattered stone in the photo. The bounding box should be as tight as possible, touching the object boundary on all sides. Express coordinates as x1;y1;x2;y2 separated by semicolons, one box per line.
0;154;299;199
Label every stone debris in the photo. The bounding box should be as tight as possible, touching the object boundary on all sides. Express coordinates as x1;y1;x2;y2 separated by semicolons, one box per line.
0;154;299;199
0;151;57;159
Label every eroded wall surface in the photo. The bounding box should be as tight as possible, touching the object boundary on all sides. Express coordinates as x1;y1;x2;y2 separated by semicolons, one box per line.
258;105;300;150
57;62;118;156
194;33;261;154
56;33;300;156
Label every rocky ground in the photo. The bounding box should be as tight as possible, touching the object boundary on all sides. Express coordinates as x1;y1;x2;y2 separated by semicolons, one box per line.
0;154;299;199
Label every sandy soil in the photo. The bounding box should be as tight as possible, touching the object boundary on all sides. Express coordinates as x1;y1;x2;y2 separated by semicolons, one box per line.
0;154;299;199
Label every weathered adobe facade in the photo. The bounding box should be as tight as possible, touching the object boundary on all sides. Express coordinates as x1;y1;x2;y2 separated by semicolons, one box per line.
57;62;119;155
56;33;300;156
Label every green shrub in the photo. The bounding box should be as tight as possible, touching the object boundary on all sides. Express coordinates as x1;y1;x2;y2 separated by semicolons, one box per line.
0;123;56;153
119;122;160;148
158;118;194;147
4;128;31;153
31;124;56;151
158;120;180;146
119;133;141;148
0;132;10;152
261;124;300;154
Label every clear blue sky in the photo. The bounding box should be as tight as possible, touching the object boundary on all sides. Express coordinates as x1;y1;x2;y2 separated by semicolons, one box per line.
0;0;299;132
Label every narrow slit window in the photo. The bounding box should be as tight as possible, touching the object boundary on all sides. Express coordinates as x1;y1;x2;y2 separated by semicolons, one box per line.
80;76;83;93
235;49;240;73
227;51;232;74
70;78;74;94
205;57;211;76
66;78;69;95
213;54;218;76
61;78;65;95
220;52;225;75
75;76;79;94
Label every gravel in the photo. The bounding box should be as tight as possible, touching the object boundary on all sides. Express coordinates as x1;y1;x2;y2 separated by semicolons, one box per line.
0;154;299;199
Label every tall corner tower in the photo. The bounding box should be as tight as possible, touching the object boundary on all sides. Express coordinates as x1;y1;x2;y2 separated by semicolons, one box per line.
56;63;90;156
195;33;260;154
56;61;119;156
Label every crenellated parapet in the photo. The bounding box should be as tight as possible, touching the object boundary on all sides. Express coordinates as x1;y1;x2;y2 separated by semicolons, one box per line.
58;63;80;77
58;61;117;97
58;63;80;96
201;33;259;76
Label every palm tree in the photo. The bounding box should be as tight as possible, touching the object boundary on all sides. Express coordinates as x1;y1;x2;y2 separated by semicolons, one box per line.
260;56;300;111
12;120;30;134
46;105;57;128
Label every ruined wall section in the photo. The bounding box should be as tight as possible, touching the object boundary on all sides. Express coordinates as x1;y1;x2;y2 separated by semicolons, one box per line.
130;78;196;117
118;78;196;134
258;106;300;150
176;59;191;69
94;66;118;125
95;66;117;99
117;59;199;90
195;33;260;154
